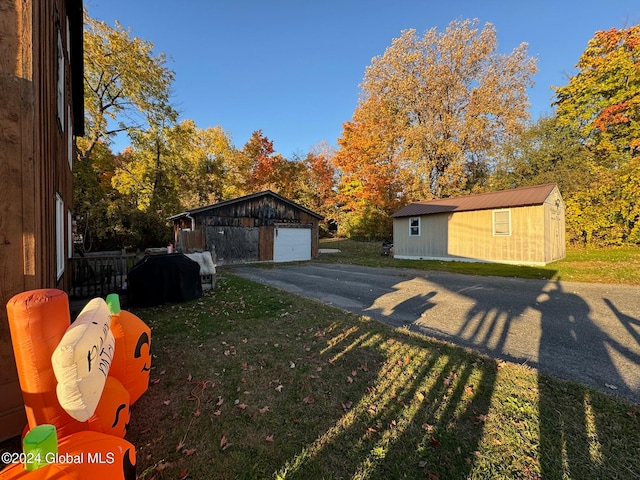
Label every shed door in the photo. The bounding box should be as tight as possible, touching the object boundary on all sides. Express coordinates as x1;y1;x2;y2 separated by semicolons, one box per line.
273;227;311;262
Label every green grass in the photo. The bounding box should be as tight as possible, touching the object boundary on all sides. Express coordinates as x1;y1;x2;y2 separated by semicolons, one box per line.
125;275;640;480
317;239;640;285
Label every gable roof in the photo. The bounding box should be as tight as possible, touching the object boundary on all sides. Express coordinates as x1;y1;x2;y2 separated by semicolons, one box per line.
168;190;324;221
391;183;559;218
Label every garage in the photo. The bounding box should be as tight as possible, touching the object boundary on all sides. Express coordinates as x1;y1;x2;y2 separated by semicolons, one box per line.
169;190;323;265
273;227;311;262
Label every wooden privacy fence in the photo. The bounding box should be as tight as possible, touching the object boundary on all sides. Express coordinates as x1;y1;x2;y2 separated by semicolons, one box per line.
178;229;205;252
69;253;138;299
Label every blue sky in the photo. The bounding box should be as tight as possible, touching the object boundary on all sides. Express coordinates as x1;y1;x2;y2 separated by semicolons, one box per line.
87;0;639;158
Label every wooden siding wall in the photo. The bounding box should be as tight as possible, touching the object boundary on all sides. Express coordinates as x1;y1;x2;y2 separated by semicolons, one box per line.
446;206;545;263
543;191;566;263
393;215;449;258
0;0;77;440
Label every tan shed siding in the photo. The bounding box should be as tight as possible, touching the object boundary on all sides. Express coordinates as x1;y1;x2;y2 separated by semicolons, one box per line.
393;215;448;257
543;187;566;262
447;206;545;263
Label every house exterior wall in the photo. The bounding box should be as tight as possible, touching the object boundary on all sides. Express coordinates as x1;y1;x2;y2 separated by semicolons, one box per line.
0;0;81;441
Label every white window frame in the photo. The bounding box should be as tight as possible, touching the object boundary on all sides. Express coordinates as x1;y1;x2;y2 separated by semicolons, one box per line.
68;209;73;259
493;209;511;236
56;193;65;279
409;217;421;236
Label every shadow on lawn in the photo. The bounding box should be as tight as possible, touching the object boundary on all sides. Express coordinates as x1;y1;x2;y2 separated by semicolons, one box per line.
272;326;497;479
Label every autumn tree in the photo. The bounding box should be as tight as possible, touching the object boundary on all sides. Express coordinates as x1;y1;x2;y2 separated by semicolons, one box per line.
554;25;640;244
342;19;537;203
79;12;175;161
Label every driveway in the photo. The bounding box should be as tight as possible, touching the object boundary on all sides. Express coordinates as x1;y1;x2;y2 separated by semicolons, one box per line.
229;263;640;404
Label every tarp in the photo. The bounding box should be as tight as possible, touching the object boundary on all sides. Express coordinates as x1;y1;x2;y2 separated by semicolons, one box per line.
127;254;202;308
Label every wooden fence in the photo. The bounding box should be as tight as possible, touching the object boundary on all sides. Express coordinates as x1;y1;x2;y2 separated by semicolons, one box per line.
69;253;138;299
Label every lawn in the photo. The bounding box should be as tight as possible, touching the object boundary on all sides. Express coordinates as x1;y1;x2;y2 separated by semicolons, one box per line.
125;272;640;479
316;239;640;285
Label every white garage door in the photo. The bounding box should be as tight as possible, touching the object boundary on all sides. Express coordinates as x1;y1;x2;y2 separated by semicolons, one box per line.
273;227;311;263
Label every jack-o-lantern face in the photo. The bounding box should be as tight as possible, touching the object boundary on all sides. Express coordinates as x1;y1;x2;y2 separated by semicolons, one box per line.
109;310;152;404
134;331;151;372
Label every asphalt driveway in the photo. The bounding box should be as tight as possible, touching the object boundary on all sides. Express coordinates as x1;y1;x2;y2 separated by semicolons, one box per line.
229;263;640;404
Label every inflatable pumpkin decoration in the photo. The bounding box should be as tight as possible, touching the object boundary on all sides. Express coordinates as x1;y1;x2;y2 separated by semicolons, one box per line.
106;294;152;404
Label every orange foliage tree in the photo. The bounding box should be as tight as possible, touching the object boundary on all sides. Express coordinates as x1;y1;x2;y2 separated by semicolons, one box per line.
555;25;640;244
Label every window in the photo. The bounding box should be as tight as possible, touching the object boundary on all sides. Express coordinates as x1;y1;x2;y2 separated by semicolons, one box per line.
409;217;420;236
56;193;65;279
493;209;511;236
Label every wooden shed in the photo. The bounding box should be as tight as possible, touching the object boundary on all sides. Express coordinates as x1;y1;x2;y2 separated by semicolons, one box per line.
169;190;323;265
0;0;84;440
391;184;565;266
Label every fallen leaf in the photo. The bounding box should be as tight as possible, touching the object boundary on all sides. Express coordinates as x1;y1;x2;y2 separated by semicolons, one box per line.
159;370;166;375
346;376;353;384
265;434;274;442
422;423;434;432
259;406;270;414
303;396;315;404
220;435;230;451
341;401;353;411
418;460;428;468
213;410;222;416
183;448;196;456
290;361;296;369
275;385;284;392
464;385;474;395
193;409;201;417
427;471;440;480
156;461;170;472
186;373;191;381
216;396;224;406
175;439;185;452
472;414;487;423
179;469;189;480
430;437;441;448
236;403;248;410
163;400;171;406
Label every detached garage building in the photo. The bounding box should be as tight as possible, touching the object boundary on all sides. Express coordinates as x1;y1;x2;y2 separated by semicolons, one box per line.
169;190;323;265
391;183;565;266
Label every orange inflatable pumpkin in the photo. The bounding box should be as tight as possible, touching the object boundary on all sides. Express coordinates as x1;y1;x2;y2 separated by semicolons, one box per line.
0;430;136;479
107;295;151;404
6;290;129;439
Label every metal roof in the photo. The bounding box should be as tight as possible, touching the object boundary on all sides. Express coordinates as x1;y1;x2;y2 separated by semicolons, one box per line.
391;183;559;218
168;190;324;221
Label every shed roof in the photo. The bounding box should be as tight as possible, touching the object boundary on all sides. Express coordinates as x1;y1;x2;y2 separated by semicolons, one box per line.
391;183;559;218
168;190;324;221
